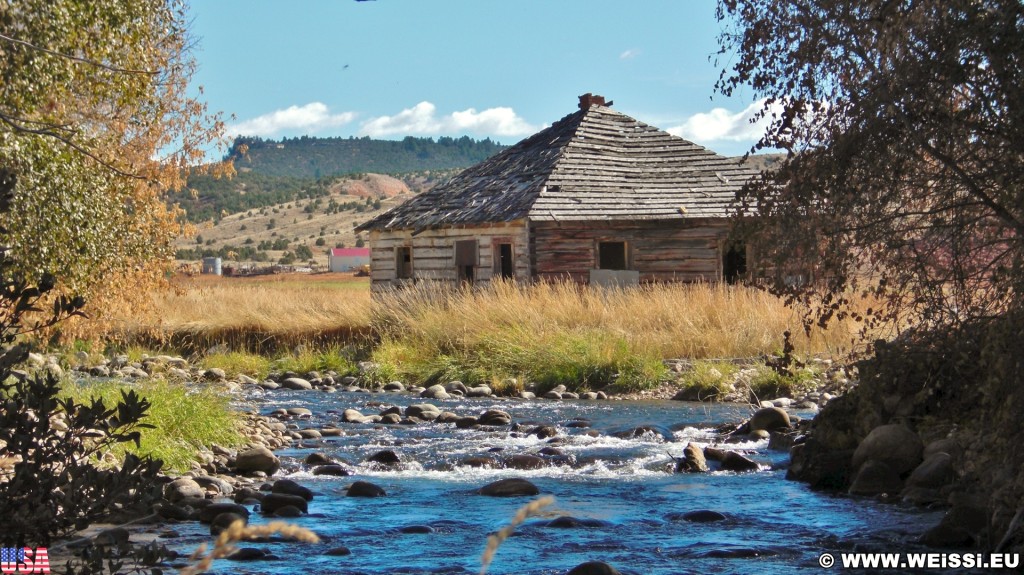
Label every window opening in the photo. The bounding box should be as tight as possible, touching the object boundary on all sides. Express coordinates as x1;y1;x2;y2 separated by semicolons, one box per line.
598;241;628;270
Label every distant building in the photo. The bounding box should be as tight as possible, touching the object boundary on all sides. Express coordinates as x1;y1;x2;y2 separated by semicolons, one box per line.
201;257;222;275
356;94;762;290
328;247;371;272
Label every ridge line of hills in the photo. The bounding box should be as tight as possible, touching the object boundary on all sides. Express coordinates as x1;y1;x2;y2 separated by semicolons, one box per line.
171;134;780;270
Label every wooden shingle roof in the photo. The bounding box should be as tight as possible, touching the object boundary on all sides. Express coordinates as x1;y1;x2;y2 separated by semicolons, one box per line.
357;101;761;232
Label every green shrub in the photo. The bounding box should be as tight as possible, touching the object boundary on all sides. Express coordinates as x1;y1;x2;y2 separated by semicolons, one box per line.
370;328;667;393
273;345;357;376
746;363;819;401
202;350;273;379
675;360;740;401
61;379;246;473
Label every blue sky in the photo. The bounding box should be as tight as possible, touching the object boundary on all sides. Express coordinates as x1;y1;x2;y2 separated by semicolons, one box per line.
188;0;769;156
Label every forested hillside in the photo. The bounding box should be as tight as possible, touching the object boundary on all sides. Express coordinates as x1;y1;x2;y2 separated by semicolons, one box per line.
171;135;506;223
227;134;506;178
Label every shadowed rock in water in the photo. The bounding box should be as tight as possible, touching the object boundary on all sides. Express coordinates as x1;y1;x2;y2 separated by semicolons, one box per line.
478;477;539;497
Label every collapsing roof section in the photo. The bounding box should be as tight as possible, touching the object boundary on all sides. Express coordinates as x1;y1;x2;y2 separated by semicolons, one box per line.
357;97;762;232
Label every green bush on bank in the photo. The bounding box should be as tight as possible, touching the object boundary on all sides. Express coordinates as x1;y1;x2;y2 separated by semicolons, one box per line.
676;360;740;401
60;378;246;472
746;363;820;401
369;328;668;393
201;350;273;379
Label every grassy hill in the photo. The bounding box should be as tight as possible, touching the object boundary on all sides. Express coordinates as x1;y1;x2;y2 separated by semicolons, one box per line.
171;135;511;269
171;134;506;224
174;173;411;270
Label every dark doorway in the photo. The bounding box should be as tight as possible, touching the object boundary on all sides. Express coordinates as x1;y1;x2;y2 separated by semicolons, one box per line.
495;243;514;279
455;239;478;283
396;246;412;279
723;244;747;284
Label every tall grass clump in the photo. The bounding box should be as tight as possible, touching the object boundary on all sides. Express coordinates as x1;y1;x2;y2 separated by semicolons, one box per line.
61;378;246;472
113;276;374;354
272;344;357;376
368;279;857;392
117;275;862;392
201;351;274;379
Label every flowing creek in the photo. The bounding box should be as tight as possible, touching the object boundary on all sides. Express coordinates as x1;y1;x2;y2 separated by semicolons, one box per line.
170;390;946;574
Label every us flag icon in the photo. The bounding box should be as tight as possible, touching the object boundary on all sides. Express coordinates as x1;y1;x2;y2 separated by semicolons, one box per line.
0;548;50;574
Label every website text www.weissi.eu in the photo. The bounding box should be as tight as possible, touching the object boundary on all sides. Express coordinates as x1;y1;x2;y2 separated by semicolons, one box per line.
818;552;1020;570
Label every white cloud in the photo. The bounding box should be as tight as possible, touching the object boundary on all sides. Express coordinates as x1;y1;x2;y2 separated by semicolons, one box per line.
359;101;441;136
226;102;356;138
619;48;641;60
449;106;539;137
360;101;540;138
668;99;782;143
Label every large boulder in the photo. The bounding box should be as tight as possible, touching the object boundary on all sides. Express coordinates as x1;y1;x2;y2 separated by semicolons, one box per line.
479;478;540;497
198;502;251;524
546;516;609;529
210;512;248;535
748;407;792;433
851;424;924;476
531;425;559;439
478;409;512;426
163;478;204;503
193;475;233;496
260;493;308;514
312;464;352;477
848;459;903;496
611;425;674;442
719;451;760;472
679;510;727;523
405;404;441;420
566;562;622;575
467;385;493;398
674;443;708;473
234;446;281;475
445;381;469;395
272;479;314;501
455;416;479;429
904;452;955;490
503;454;546;470
420;384;450;400
304;452;335;465
342;409;368;423
282;377;313;390
347;480;386;497
366;450;401;466
787;438;855;490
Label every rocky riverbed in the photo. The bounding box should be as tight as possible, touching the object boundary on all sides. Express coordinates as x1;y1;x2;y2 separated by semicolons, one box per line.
36;351;991;574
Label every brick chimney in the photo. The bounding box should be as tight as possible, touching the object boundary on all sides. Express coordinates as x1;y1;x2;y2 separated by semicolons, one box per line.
578;93;608;109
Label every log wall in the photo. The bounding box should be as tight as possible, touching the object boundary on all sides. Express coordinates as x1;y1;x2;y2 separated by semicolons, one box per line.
367;221;530;290
529;219;730;283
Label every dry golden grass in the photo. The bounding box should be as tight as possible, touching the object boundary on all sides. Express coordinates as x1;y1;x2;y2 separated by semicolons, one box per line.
115;275;863;365
112;273;374;353
372;279;860;360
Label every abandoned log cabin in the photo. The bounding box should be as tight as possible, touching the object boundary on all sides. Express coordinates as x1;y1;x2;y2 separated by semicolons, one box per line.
356;94;763;290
